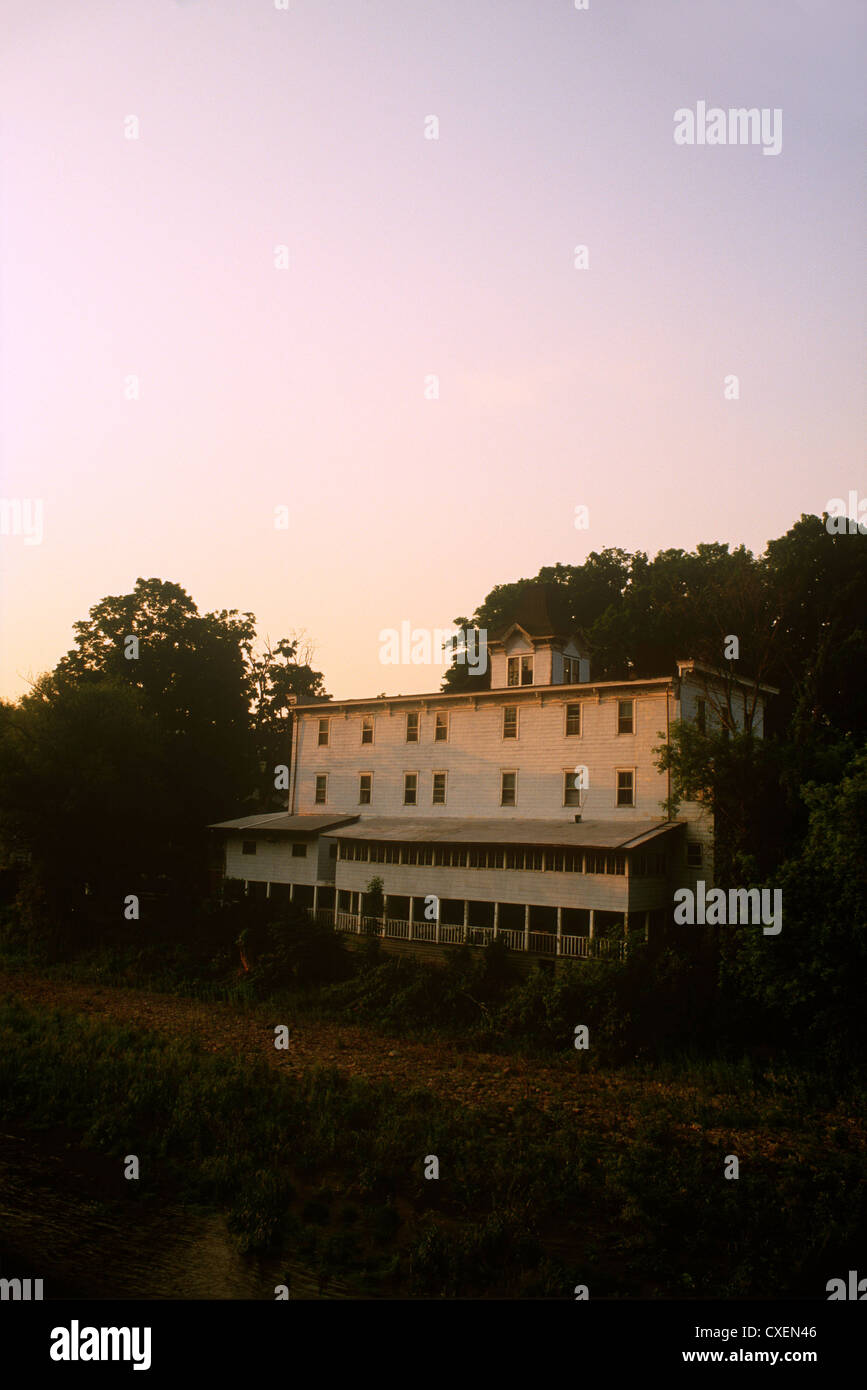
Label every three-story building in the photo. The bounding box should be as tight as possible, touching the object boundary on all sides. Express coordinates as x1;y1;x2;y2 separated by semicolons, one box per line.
211;589;773;960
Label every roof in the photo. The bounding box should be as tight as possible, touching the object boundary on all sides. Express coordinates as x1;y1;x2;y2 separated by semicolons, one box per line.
676;660;779;695
325;816;682;849
490;582;579;644
293;674;676;712
209;813;359;835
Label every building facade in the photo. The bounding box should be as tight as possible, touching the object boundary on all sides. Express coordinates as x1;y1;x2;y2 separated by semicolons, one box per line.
211;594;772;961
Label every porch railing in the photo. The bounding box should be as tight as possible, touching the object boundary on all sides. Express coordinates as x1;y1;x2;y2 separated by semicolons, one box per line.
319;909;626;961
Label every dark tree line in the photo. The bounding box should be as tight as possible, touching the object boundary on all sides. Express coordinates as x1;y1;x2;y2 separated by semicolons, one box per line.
0;578;327;915
443;514;867;1062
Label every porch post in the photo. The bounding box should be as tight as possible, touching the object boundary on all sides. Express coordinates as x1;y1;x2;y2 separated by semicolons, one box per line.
644;910;650;943
463;899;469;944
356;891;363;934
588;908;595;940
556;906;562;956
312;884;318;916
408;895;414;941
493;901;499;940
382;893;388;937
289;883;295;903
523;904;530;952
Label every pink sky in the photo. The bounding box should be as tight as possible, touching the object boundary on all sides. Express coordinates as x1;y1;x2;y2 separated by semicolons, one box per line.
1;0;864;701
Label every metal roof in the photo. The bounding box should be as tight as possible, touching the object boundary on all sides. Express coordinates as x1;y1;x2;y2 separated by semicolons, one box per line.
293;676;675;712
325;816;682;849
209;813;359;835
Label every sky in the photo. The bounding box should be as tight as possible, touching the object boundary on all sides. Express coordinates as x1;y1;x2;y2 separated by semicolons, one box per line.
1;0;864;701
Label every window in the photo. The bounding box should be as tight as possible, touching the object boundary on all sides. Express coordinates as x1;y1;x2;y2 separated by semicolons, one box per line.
562;656;580;684
616;770;634;807
361;715;374;744
565;703;581;736
404;773;417;805
432;772;447;804
434;711;448;742
359;773;372;805
406;711;419;742
242;840;257;856
318;718;330;747
563;770;582;806
617;699;634;734
500;771;517;806
696;698;706;734
291;842;307;858
506;655;533;686
503;706;518;739
687;842;703;868
315;774;327;805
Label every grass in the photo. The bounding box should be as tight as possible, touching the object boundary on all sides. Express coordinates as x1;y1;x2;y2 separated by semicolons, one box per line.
0;993;865;1299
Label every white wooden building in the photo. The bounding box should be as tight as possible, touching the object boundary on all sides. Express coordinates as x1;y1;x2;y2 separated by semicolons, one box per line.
211;588;774;960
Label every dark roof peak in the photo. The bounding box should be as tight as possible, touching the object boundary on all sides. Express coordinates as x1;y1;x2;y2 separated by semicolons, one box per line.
491;581;579;643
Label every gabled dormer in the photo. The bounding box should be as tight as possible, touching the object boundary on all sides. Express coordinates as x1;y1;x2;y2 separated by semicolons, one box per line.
488;583;591;689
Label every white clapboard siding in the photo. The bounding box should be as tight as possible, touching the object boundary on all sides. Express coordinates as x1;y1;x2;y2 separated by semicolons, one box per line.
224;834;318;885
296;688;677;821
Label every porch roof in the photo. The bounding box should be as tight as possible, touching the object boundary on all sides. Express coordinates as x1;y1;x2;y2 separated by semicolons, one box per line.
326;817;682;850
209;812;359;835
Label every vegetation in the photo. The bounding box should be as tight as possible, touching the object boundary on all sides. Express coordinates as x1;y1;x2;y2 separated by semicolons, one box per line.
0;997;863;1299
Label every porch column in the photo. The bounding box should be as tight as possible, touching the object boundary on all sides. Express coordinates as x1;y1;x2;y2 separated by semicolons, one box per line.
333;893;339;928
356;891;363;934
266;882;272;899
289;883;295;903
382;894;388;937
463;899;469;944
435;901;441;944
556;906;562;956
523;904;530;952
644;910;650;943
588;908;595;940
493;901;499;940
408;895;414;941
312;884;319;916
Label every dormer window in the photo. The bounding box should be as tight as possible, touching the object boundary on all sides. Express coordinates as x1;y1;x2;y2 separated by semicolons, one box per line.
562;656;580;684
508;655;533;686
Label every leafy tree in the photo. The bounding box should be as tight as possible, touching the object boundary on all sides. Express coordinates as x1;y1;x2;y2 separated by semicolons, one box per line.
724;744;867;1066
0;579;329;925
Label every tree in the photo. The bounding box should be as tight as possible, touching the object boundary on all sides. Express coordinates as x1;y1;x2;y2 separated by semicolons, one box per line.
724;743;867;1066
0;579;330;927
249;634;328;809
